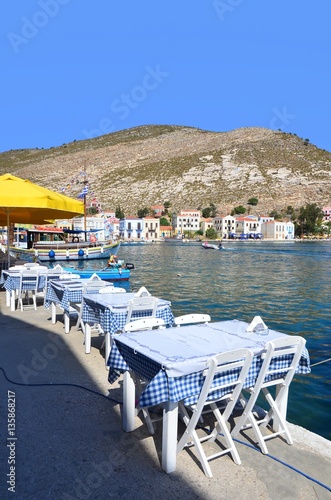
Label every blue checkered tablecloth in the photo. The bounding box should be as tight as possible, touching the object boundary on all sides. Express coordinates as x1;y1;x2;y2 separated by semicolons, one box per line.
0;271;47;293
81;293;174;335
107;321;311;408
45;280;84;313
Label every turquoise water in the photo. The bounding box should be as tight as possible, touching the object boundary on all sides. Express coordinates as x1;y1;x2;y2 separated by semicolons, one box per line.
74;240;331;441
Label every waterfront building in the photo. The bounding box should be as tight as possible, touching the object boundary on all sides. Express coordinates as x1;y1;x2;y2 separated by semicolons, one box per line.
261;220;295;240
213;215;236;238
172;209;201;236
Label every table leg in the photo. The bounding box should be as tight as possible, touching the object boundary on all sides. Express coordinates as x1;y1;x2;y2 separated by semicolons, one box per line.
6;289;10;307
51;302;57;324
162;401;178;473
64;312;70;334
123;371;136;432
10;290;16;311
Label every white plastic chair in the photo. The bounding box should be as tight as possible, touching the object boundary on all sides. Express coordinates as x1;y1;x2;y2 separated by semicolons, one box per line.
126;296;159;324
177;348;253;477
174;314;211;327
231;336;306;455
123;317;166;434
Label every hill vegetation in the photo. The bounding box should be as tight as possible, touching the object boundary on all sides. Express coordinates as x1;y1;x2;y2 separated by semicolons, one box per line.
0;125;330;216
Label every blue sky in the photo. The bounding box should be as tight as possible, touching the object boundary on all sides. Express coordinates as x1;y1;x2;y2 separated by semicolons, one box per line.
1;1;330;153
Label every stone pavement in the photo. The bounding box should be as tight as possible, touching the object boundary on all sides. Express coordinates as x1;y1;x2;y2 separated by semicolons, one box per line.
0;289;330;500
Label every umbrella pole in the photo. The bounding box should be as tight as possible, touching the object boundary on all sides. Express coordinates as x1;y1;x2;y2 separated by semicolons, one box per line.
7;211;10;269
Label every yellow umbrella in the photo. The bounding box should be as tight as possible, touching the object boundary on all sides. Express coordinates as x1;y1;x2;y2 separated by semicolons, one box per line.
0;173;84;266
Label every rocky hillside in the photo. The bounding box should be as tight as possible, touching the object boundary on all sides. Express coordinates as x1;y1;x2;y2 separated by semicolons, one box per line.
1;125;330;216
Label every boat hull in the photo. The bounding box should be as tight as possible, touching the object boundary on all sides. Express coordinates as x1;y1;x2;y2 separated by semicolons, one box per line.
201;243;223;250
9;242;119;262
63;266;130;281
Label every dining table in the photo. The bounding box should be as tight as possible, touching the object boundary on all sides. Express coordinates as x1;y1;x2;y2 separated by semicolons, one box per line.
107;319;311;474
1;265;51;311
81;292;175;365
45;278;89;333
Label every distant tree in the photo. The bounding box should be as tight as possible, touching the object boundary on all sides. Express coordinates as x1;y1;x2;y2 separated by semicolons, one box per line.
269;209;281;219
202;207;211;218
247;197;258;206
205;227;218;239
231;205;246;215
159;216;170;226
163;201;171;214
210;203;217;217
297;203;324;235
137;207;150;218
195;229;203;236
115;206;125;219
86;206;98;215
202;203;217;218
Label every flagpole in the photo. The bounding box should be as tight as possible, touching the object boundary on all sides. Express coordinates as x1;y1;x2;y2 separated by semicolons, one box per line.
84;193;87;242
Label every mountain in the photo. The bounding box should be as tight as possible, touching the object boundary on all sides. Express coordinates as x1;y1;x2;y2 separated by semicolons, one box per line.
1;125;330;216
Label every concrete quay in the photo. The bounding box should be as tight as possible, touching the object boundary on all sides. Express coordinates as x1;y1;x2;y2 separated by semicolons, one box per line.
0;289;330;500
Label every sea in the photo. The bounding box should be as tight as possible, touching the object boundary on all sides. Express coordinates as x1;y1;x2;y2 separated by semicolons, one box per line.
71;239;331;442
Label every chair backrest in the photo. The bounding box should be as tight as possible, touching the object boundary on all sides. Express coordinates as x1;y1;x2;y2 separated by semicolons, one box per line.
195;348;253;419
83;281;112;294
59;273;79;280
124;317;165;332
87;273;102;281
126;296;159;323
174;313;211;327
98;286;126;294
135;286;151;297
19;269;45;293
254;336;306;391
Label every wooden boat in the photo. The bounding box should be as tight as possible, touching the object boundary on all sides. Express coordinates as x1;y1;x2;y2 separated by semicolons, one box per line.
201;241;224;250
62;262;133;281
9;227;120;262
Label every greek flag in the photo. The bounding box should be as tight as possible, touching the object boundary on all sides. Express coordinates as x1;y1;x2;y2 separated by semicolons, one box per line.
77;185;88;198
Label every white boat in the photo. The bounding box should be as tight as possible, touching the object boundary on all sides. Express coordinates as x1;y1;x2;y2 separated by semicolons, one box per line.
201;241;224;250
9;227;119;262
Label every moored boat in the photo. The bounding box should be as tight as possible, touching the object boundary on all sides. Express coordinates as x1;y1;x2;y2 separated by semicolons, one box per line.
9;227;120;262
62;262;132;281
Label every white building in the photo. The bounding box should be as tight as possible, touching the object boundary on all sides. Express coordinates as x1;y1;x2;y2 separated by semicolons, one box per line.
143;216;160;240
213;215;236;238
172;209;201;236
261;220;295;240
119;216;160;240
119;217;144;240
235;216;262;237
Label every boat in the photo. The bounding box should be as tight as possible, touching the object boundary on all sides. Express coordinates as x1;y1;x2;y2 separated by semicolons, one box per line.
201;241;224;250
62;260;134;282
9;227;120;262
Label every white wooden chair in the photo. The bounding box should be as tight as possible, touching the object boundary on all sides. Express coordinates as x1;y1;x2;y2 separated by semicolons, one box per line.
177;348;253;477
231;336;306;455
83;284;126;354
17;269;45;311
126;296;159;324
76;280;113;340
123;317;166;434
174;313;211;327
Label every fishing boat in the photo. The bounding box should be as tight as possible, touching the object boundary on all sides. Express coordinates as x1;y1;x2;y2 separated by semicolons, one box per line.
62;260;134;282
9;227;120;262
201;241;224;250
